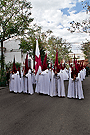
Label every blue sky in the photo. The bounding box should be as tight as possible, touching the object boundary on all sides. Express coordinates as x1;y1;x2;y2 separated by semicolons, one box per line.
61;1;84;15
29;0;90;52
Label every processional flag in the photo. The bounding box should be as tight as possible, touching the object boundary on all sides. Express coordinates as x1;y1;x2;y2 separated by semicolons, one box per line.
12;56;17;73
35;39;42;75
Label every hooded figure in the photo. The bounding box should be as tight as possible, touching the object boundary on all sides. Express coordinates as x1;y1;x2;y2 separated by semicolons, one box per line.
21;69;24;93
41;69;50;95
26;69;34;95
9;71;14;92
16;71;21;93
67;62;84;99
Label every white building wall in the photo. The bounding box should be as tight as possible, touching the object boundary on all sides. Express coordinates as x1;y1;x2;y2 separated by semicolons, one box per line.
1;38;34;69
4;51;21;64
3;39;22;64
69;50;85;61
4;39;20;50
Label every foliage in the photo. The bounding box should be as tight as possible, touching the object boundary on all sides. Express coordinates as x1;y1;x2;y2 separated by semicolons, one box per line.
0;0;33;40
81;40;90;58
19;24;71;65
6;61;21;70
68;1;90;34
68;19;90;34
81;1;90;13
0;0;33;69
46;36;72;64
19;24;53;63
0;69;6;87
0;56;6;86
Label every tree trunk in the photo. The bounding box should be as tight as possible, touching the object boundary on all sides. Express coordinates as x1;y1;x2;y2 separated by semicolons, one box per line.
1;40;4;70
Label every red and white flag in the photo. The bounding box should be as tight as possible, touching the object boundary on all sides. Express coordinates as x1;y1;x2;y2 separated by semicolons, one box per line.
35;39;42;75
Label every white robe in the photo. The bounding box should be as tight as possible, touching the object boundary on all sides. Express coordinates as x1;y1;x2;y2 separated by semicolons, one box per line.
67;77;84;99
57;72;65;97
9;73;14;92
26;73;34;94
16;72;21;93
32;73;36;84
80;70;85;81
35;73;44;94
21;71;24;93
49;70;57;97
60;69;69;81
83;68;86;77
41;70;50;95
13;73;18;93
23;76;28;93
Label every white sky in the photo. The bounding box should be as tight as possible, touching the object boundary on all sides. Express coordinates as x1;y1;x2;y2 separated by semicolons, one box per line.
28;0;90;52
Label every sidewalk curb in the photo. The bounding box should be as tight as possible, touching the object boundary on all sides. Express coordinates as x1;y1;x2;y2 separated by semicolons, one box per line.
0;87;8;90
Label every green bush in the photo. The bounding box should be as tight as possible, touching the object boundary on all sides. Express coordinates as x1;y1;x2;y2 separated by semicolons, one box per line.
6;62;21;70
0;69;6;87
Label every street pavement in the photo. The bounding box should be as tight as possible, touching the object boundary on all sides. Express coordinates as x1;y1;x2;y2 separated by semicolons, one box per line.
0;76;90;135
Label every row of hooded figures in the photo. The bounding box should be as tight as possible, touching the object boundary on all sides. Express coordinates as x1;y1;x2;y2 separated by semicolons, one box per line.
9;66;86;100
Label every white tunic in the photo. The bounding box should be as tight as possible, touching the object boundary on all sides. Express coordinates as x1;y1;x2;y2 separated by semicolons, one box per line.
21;71;24;93
67;77;84;99
9;73;14;92
35;73;44;94
49;70;57;97
41;70;50;95
23;76;28;93
32;72;36;84
13;73;18;93
26;71;34;95
16;71;21;93
57;72;65;97
60;69;69;81
80;70;85;81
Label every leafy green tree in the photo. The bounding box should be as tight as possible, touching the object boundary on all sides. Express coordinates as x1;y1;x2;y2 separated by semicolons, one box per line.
81;40;90;59
68;1;90;34
6;61;21;70
19;24;53;64
0;0;33;69
47;36;71;64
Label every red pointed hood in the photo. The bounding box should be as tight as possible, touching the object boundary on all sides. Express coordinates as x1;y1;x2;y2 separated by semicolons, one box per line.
42;53;47;71
54;50;60;73
71;62;79;78
25;53;29;74
12;56;17;73
74;54;75;64
60;62;64;70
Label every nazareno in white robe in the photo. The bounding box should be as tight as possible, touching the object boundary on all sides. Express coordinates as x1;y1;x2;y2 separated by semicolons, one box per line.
13;73;18;93
80;70;85;82
16;71;21;93
26;69;34;95
60;69;69;81
49;70;57;97
40;69;50;95
57;72;66;97
44;70;50;95
67;76;84;99
23;75;28;93
9;73;13;92
21;70;24;93
35;73;44;94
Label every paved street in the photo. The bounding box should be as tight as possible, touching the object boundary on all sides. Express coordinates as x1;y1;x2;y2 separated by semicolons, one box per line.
0;76;90;135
